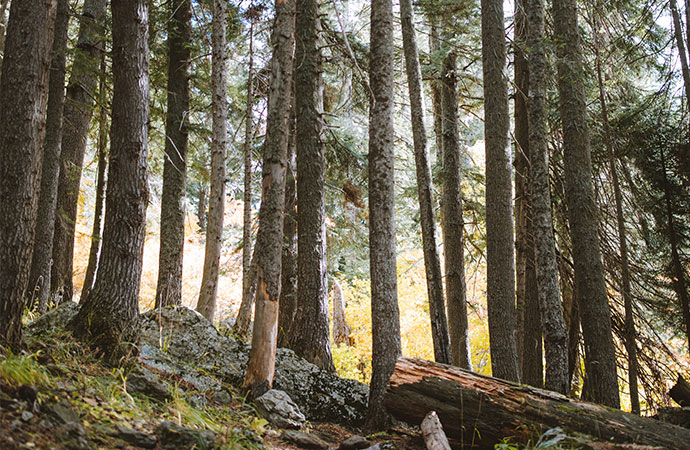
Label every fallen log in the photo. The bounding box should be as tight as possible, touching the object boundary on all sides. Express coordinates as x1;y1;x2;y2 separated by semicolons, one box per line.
670;374;690;407
385;357;690;449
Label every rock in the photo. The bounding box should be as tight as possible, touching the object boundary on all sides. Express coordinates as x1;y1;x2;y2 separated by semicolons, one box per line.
138;306;368;425
212;390;231;405
339;435;371;450
109;425;157;449
25;301;80;335
156;420;217;450
189;394;207;409
254;389;305;429
217;316;236;335
21;410;34;422
281;430;331;450
43;400;80;425
126;366;172;402
56;422;94;450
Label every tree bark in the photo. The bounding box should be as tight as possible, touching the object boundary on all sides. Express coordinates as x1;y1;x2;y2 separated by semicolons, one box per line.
80;56;109;302
196;0;228;323
69;0;149;365
0;0;57;351
197;182;207;232
400;0;451;366
242;13;256;326
428;16;443;164
527;0;569;394
332;279;353;346
52;0;107;304
420;411;451;450
441;53;472;370
552;0;620;408
482;0;519;382
514;0;543;388
385;357;690;448
365;0;401;431
593;10;639;413
156;0;191;308
28;0;70;313
0;0;11;74
291;0;334;371
670;0;690;108
243;0;295;398
235;250;257;338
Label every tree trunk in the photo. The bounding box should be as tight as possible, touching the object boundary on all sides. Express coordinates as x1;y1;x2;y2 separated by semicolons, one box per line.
670;375;690;407
670;0;690;108
482;0;519;382
385;357;690;448
400;0;451;365
235;250;257;338
428;15;443;164
0;0;57;351
196;0;228;323
552;0;620;408
593;11;639;413
52;0;107;304
156;0;191;308
243;0;295;398
514;0;543;388
660;148;690;356
28;0;69;313
291;0;334;371
277;111;297;349
0;0;11;74
527;0;569;394
80;56;109;303
441;53;472;370
420;412;451;450
365;0;401;431
69;0;149;365
242;13;255;326
197;182;207;232
332;279;353;346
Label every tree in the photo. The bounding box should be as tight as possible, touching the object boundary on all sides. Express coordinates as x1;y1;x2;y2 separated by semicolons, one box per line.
196;0;228;322
365;0;401;430
70;0;150;364
441;52;472;370
552;0;620;407
482;0;520;381
291;0;334;371
527;0;569;394
0;0;57;351
156;0;191;308
243;0;295;398
400;0;451;365
52;0;107;304
28;0;70;313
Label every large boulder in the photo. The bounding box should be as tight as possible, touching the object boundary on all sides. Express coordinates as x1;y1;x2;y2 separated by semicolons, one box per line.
25;301;79;336
138;306;368;425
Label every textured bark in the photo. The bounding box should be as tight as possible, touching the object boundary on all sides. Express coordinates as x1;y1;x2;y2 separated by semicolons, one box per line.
482;0;520;382
244;0;295;398
0;0;11;74
527;0;569;394
28;0;69;313
400;0;451;365
242;15;255;326
660;148;690;356
514;0;543;388
385;357;690;448
291;0;334;371
332;279;353;346
0;0;57;351
80;56;109;302
196;0;228;322
420;411;451;450
365;0;401;430
441;53;472;370
156;0;191;308
234;250;257;337
69;0;149;364
593;14;639;413
52;0;107;304
428;16;443;164
277;111;297;349
552;0;620;408
197;183;207;232
670;0;690;108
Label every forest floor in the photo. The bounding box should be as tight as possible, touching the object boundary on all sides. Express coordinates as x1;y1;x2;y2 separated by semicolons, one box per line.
0;326;425;450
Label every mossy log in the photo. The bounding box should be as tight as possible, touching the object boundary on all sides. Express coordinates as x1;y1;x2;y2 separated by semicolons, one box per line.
384;357;690;449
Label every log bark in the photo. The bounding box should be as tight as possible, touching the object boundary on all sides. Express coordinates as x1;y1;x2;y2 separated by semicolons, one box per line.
670;375;690;407
385;357;690;449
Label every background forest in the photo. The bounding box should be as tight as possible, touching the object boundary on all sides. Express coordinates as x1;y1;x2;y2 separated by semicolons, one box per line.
1;0;690;438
